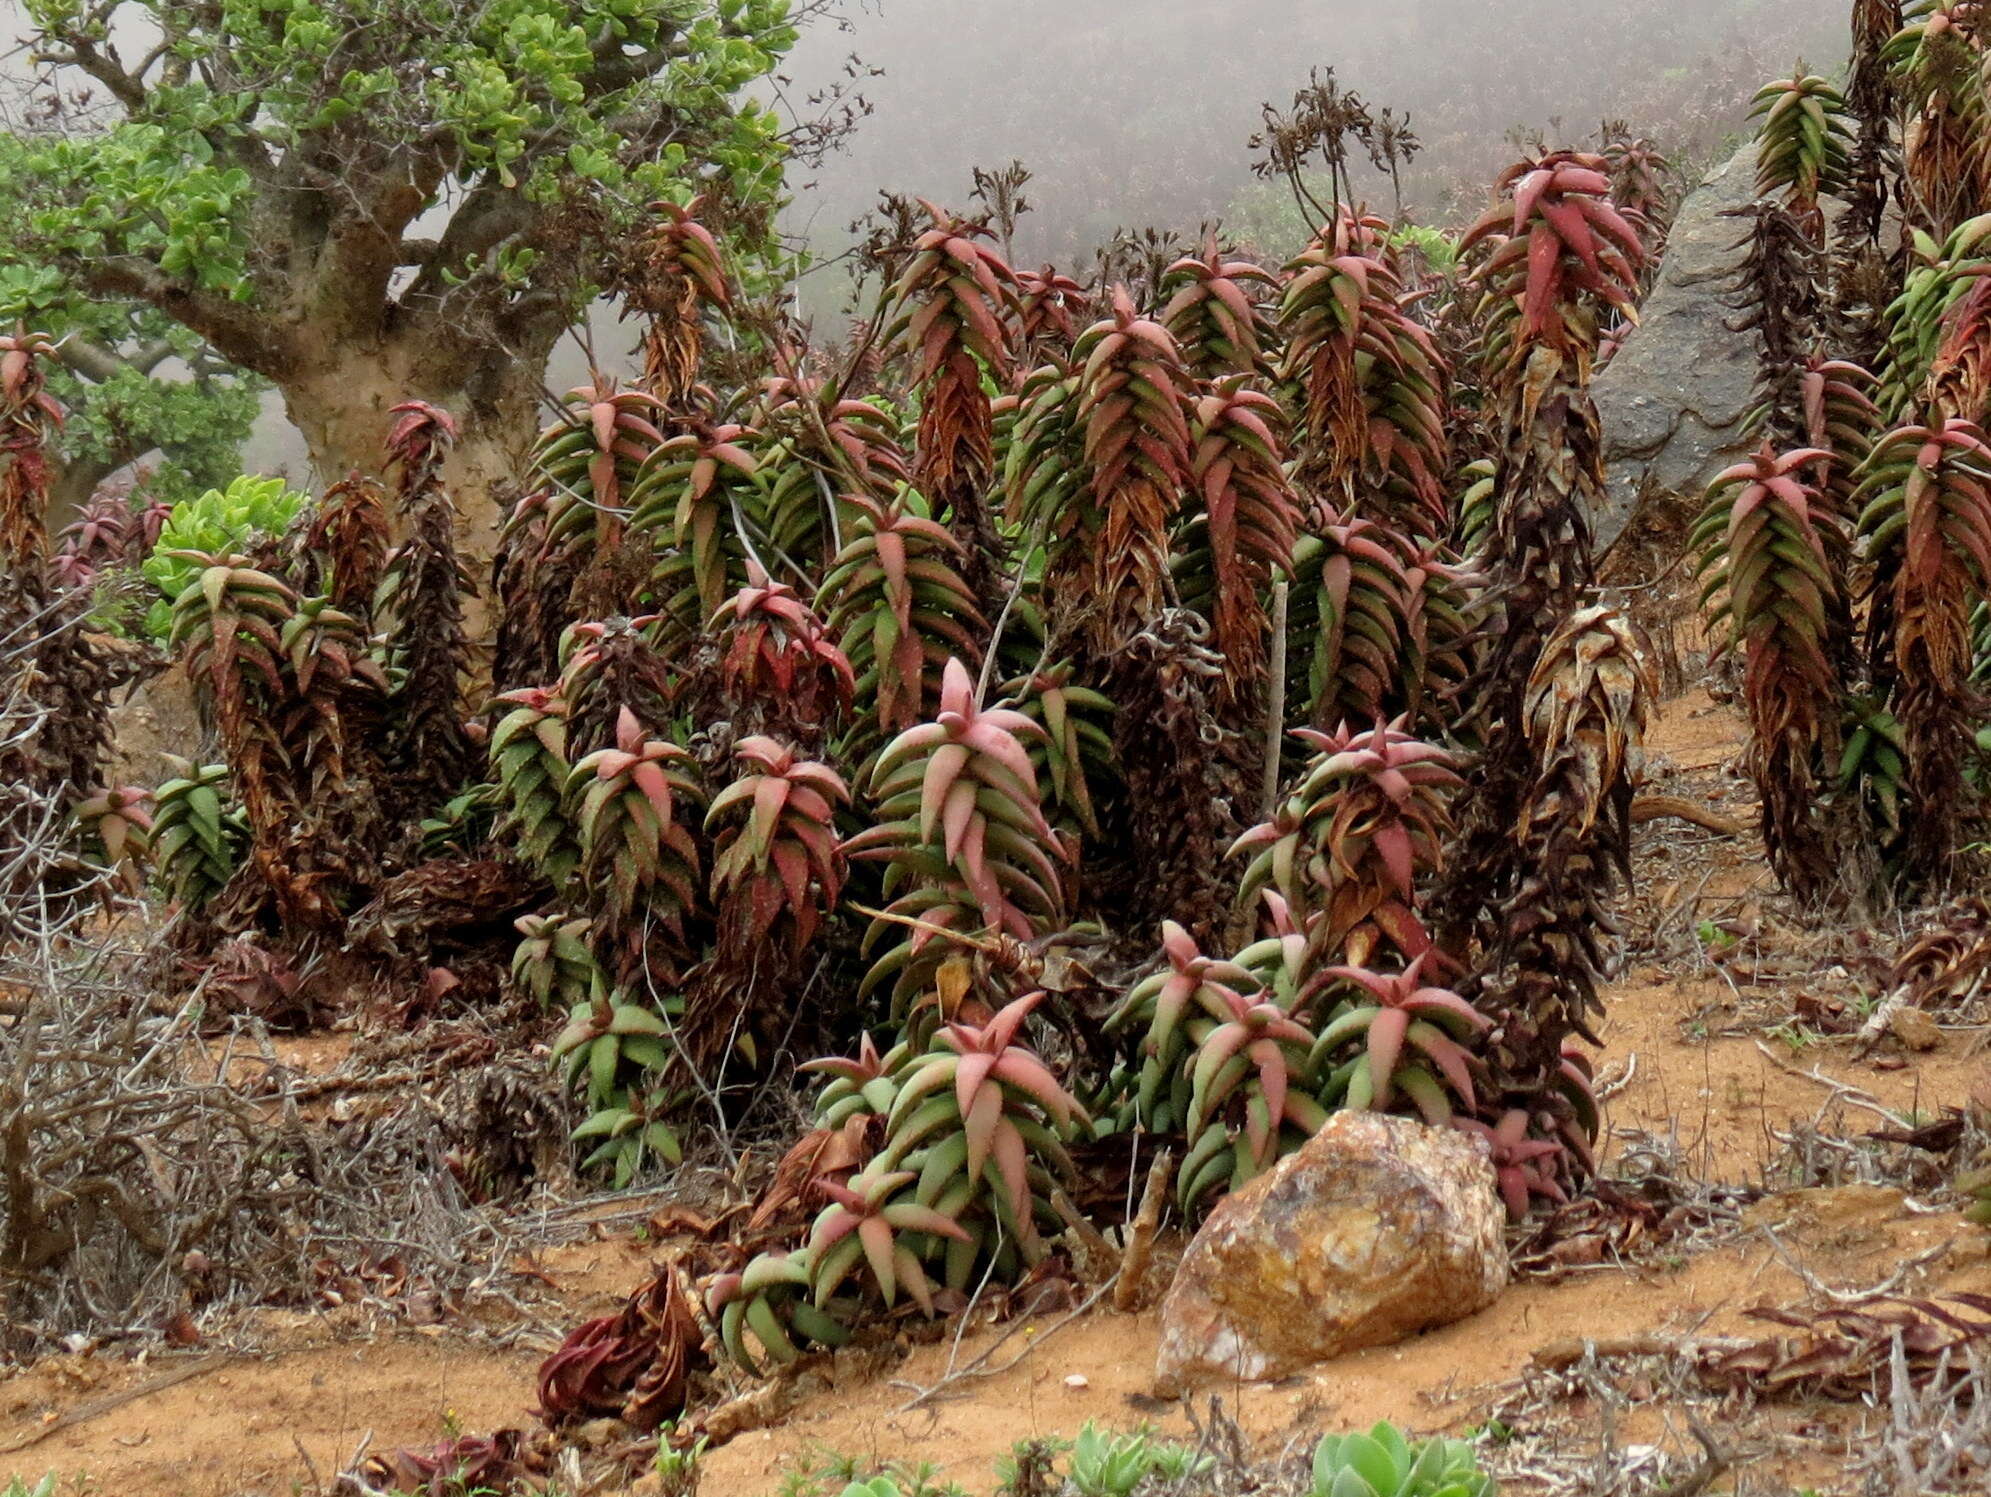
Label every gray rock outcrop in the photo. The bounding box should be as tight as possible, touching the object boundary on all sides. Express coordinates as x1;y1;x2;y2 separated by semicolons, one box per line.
1592;142;1761;551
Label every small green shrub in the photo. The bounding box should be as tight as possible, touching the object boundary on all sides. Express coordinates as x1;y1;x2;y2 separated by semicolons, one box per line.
1310;1423;1493;1497
139;474;308;637
1068;1422;1212;1497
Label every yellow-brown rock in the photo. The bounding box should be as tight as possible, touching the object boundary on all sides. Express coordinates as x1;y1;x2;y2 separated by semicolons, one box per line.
1153;1111;1506;1394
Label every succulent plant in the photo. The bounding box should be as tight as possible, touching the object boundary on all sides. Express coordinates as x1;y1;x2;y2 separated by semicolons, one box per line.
148;760;245;911
1309;1423;1494;1497
565;706;705;943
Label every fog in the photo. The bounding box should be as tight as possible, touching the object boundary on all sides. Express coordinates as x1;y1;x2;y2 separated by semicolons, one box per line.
778;0;1849;274
1;0;1852;469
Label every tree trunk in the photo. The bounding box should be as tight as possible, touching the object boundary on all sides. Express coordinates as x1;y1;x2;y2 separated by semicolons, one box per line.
277;331;549;582
48;452;121;532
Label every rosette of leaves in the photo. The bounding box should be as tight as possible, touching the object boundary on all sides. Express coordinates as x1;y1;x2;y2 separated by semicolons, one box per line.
1308;956;1488;1124
881;201;1021;565
1231;720;1459;970
751;379;909;572
1103;921;1333;1213
1931;266;1991;426
803;1031;914;1129
1286;514;1416;733
567;706;706;945
276;595;388;803
631;196;732;407
1802;356;1882;521
711;566;856;740
1750;72;1855;220
1001;358;1085;542
375;399;473;812
532;380;668;557
1309;1423;1493;1497
706;736;850;963
556;615;679;755
1158;234;1278;379
490;687;581;885
1456;1108;1571;1221
1877;217;1991;421
1173;378;1302;700
418;781;502;858
552;975;686;1187
51;490;133;592
761;375;912;501
716;994;1085;1370
1473;605;1653;1140
844;659;1069;1012
1883;3;1991;236
149;760;244;911
72;785;153;896
167;552;349;923
1058;287;1195;653
704;1249;852;1373
1014;264;1089;368
1277;211;1450;534
631;419;762;634
1106;920;1274;1132
868;1000;1086;1279
819;495;988;747
994;662;1116;842
1690;443;1850;902
1603;130;1677;256
1461;151;1645;371
1855;417;1991;881
512;913;603;1010
293;473;389;613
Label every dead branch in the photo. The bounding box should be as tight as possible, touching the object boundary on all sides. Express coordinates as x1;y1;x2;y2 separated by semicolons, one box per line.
1112;1146;1172;1313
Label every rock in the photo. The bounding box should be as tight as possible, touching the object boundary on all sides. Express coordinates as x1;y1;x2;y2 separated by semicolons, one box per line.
1152;1112;1506;1395
1890;1006;1946;1053
1592;141;1761;552
572;1417;628;1450
105;661;203;784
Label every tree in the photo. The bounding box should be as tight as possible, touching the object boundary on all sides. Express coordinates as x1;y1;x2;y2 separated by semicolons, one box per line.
0;256;263;517
9;0;817;555
0;108;263;517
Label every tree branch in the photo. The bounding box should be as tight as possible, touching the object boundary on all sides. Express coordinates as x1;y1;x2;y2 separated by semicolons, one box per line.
51;335;129;384
78;255;299;380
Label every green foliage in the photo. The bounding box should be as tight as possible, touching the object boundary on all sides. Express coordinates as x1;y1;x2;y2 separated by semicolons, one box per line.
140;476;307;637
10;1;802;322
1310;1423;1494;1497
551;974;688;1187
0;139;262;502
1067;1422;1212;1497
149;760;246;910
1388;223;1460;275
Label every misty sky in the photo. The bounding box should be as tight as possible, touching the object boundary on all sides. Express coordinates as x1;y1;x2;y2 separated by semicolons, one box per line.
776;0;1849;271
0;0;1853;470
